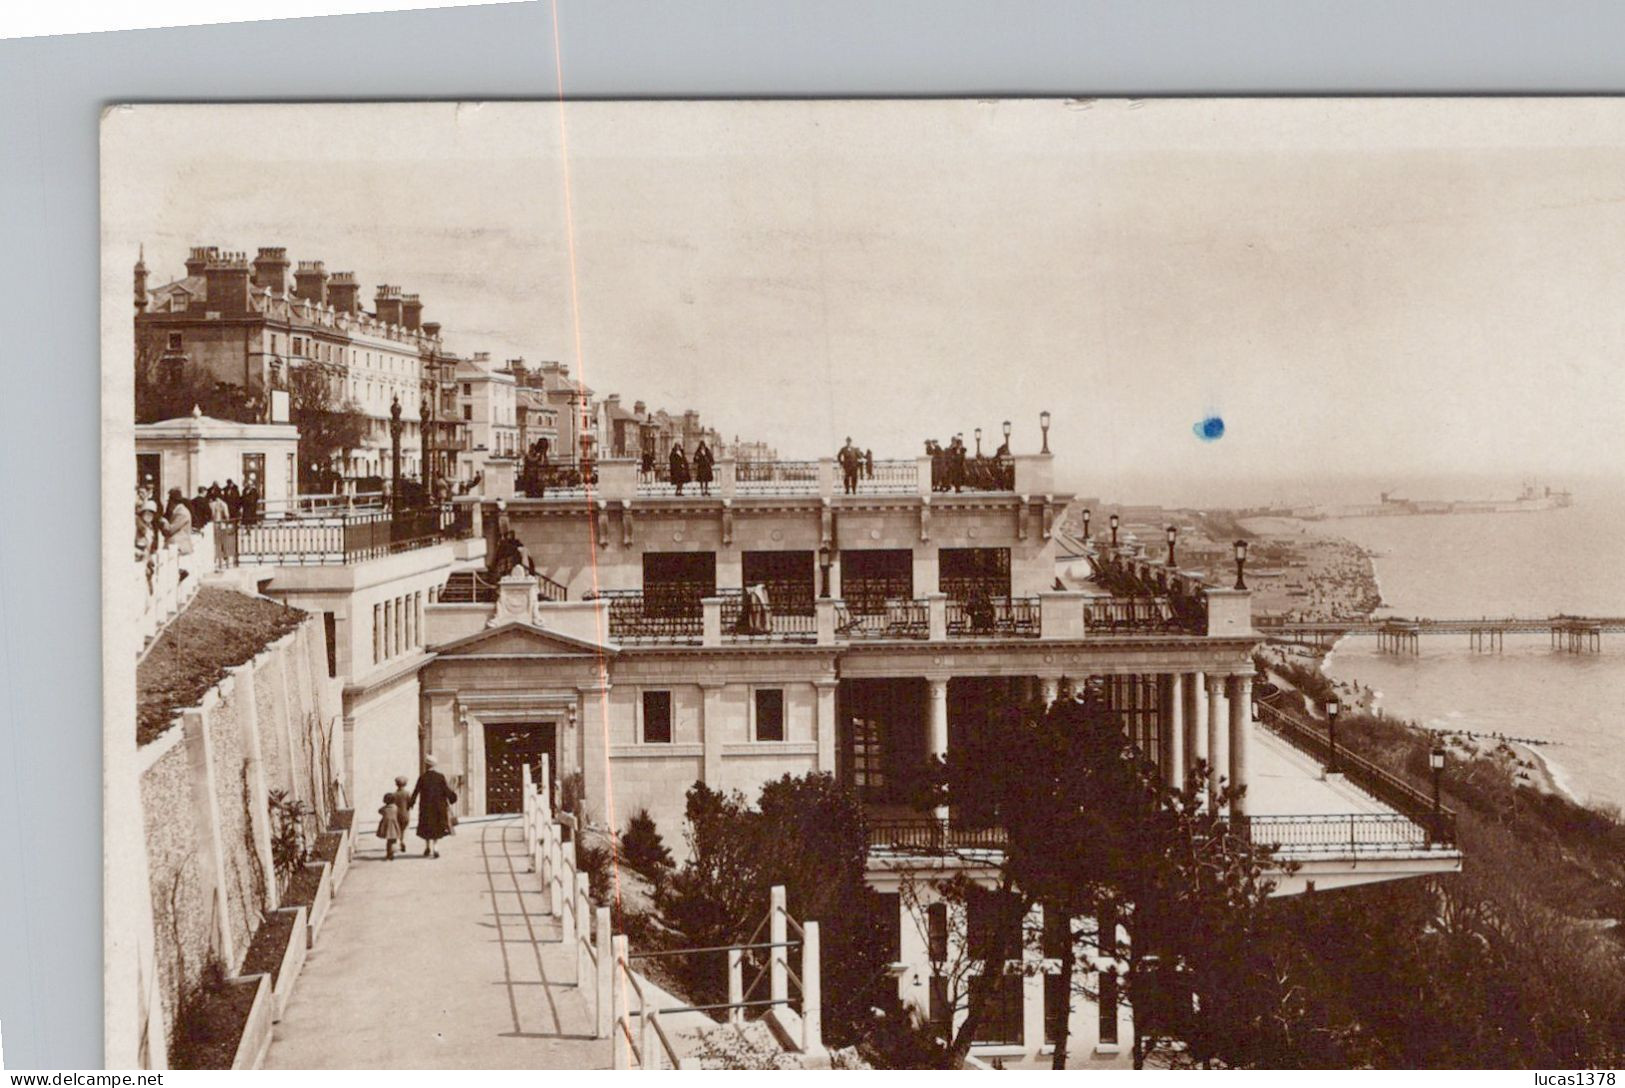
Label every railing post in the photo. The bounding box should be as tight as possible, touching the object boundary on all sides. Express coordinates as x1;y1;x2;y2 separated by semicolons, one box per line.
770;885;788;1010
642;1005;661;1071
927;593;948;641
575;872;592;986
727;947;744;1026
596;905;613;1039
521;763;534;860
815;598;836;645
802;920;822;1054
612;934;630;1070
702;596;723;647
539;753;552;821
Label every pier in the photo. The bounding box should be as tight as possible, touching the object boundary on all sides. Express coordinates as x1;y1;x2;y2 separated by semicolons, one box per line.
1257;614;1624;654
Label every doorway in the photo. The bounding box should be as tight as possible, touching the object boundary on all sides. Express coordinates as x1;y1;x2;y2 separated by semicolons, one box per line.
484;722;557;814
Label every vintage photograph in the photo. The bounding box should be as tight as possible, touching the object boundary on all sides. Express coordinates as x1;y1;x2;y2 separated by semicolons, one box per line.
101;99;1625;1070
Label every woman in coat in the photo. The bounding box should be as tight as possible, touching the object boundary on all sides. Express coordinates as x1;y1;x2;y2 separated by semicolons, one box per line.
162;489;194;555
409;754;458;858
668;444;690;496
692;440;714;496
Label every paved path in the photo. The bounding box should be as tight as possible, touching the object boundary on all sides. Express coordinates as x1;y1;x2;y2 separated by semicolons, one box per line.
265;816;608;1069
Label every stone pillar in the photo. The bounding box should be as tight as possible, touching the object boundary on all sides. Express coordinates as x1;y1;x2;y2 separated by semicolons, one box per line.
1206;674;1229;808
701;597;723;647
699;682;726;785
927;678;950;820
815;598;837;646
1186;670;1208;783
926;593;948;641
578;684;612;825
814;679;838;774
1227;673;1252;818
770;885;789;1007
1164;673;1185;792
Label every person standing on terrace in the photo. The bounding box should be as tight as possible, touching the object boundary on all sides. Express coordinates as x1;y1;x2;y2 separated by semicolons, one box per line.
669;443;690;495
838;437;862;494
693;439;714;496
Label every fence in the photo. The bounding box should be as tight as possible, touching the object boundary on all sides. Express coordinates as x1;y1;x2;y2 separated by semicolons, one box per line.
1244;813;1439;854
1083;594;1207;635
1255;701;1458;847
734;459;820;495
588;589;705;644
519;760;823;1070
834;599;930;639
219;504;469;566
944;595;1041;638
437;568;568;604
867;817;1009;853
719;589;817;643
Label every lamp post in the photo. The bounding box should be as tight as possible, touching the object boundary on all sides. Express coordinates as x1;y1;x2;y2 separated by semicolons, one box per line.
419;393;432;505
389;394;404;516
1326;699;1340;773
974;427;982;457
1233;538;1249;590
1002;419;1012;448
1082;508;1092;546
1166;525;1178;567
1429;745;1447;845
1039;410;1051;454
818;541;833;599
1109;513;1120;550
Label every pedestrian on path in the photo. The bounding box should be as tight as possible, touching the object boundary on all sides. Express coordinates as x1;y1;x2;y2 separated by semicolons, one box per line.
389;776;412;838
376;793;403;861
410;754;458;858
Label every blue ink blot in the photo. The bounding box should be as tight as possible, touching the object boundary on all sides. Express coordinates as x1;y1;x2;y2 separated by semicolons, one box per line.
1194;416;1225;442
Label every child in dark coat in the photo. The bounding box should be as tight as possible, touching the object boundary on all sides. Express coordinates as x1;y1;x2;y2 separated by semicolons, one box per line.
377;792;403;860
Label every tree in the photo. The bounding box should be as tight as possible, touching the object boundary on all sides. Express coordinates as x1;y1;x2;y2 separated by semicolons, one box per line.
286;364;370;491
135;358;259;425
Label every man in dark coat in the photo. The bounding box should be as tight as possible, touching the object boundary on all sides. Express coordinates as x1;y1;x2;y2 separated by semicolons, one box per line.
837;438;861;494
409;754;458;858
223;478;242;519
240;476;260;525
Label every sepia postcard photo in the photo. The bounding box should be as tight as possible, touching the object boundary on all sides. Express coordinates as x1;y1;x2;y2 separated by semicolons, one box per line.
101;99;1625;1071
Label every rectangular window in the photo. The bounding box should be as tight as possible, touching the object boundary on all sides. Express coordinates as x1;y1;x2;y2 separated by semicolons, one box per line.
929;975;952;1036
372;603;382;665
970;972;1025;1046
1098;902;1118;958
1099;969;1120;1045
323;612;337;678
167;332;182;351
1043;908;1071;1045
642;690;672;744
462;405;472;421
394;596;404;656
927;901;949;964
754;688;785;742
463;383;472;396
383;599;393;659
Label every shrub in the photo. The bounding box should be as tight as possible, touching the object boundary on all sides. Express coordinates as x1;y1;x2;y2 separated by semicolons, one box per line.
621;808;674;884
578;842;615;906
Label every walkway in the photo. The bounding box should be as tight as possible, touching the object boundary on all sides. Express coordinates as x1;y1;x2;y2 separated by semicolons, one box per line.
265;816;607;1069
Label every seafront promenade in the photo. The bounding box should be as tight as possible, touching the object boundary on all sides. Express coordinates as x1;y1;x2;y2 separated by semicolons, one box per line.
264;817;607;1069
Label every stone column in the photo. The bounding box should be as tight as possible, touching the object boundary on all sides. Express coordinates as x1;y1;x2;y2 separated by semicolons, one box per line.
1227;673;1252;818
927;678;950;820
1164;673;1185;791
1206;673;1227;807
1186;670;1208;783
814;679;838;774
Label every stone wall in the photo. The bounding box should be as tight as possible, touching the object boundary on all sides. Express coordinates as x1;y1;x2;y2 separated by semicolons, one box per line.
132;611;343;1060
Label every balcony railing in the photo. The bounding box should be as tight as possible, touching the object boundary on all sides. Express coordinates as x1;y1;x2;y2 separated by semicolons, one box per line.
586;588;703;645
867;818;1008;853
735;459;820;494
945;595;1041;638
1255;701;1457;847
1083;595;1206;635
217;503;471;567
1244;813;1449;855
854;459;918;493
437;568;568;604
719;588;816;643
835;599;929;640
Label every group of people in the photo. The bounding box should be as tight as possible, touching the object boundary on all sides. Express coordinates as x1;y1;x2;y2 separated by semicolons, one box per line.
925;433;1011;493
836;438;877;494
659;439;715;496
373;756;459;860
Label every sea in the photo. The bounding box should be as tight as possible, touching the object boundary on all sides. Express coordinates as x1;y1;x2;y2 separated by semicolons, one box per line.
1298;486;1625;811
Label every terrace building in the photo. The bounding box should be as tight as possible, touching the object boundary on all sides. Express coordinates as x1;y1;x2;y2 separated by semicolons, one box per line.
417;444;1462;1067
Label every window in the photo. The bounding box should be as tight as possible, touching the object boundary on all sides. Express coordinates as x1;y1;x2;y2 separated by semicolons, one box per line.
372;603;382;665
166;332;183;351
1043;908;1071;1044
754;688;785;742
927;902;949;963
969;972;1025;1046
642;690;672;744
1098;969;1120;1045
462;405;472;421
462;383;472;396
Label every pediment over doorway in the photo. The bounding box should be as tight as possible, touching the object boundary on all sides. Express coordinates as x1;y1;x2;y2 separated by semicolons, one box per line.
431;621;613;659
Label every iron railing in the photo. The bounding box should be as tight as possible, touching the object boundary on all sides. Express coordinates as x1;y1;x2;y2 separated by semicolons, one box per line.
220;504;469;566
1255;701;1457;847
853;459;918;493
1084;595;1207;635
927;453;1015;493
835;599;929;639
587;589;703;644
735;459;820;494
945;595;1041;638
437;568;568;604
1243;813;1447;854
866;818;1008;853
719;588;817;642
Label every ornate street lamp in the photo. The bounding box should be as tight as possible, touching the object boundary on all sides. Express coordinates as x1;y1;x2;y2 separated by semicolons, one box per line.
1081;507;1092;545
1429;745;1447;845
1233;538;1249;590
1002;419;1012;445
974;427;983;457
419;394;432;505
1109;513;1120;549
1165;525;1178;567
389;394;404;516
818;541;834;599
1326;699;1340;773
1039;410;1051;454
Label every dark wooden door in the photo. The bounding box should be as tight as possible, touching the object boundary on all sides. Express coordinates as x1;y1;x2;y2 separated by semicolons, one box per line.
484;722;557;814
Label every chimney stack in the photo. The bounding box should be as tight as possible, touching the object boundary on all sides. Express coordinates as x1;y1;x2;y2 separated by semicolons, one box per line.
293;260;330;305
185;246;220;278
252;247;290;294
421;321;442;341
374;285;404;326
203;251;252;313
633;400;646;417
328;272;360;314
401;292;424;331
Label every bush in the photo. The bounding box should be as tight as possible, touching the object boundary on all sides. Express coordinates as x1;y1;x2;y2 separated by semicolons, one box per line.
578;841;614;906
622;808;674;885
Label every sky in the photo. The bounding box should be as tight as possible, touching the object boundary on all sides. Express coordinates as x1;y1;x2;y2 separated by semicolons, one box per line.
102;99;1625;505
